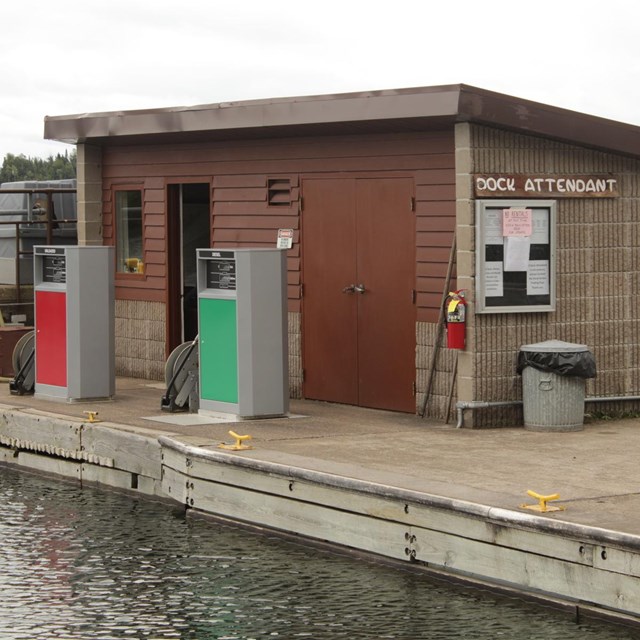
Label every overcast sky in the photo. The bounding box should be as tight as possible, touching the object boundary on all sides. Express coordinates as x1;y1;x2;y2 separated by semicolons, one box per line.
2;0;639;161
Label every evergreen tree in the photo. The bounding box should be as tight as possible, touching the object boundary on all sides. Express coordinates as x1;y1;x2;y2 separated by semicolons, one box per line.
0;151;76;183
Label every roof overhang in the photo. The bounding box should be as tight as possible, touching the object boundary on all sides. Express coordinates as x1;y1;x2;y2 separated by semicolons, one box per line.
44;84;640;159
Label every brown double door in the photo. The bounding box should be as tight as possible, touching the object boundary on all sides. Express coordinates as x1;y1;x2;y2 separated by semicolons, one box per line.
302;178;416;413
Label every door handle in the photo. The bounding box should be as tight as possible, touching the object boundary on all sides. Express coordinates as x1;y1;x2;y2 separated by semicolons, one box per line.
342;283;366;294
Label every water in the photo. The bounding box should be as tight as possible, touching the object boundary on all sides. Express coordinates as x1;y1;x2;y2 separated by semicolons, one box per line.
0;467;638;640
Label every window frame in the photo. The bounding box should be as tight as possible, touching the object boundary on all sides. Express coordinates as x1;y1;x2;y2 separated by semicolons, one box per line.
113;186;145;278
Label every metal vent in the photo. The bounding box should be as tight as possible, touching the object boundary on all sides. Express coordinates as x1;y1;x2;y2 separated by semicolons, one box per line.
267;178;292;207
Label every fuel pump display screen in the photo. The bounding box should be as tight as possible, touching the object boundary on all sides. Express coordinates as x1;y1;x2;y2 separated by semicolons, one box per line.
42;255;67;284
206;258;237;290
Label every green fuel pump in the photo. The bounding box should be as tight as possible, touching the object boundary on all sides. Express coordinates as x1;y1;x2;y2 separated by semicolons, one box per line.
196;248;288;419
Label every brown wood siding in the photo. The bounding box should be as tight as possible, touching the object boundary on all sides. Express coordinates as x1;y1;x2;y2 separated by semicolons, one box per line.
415;167;456;322
212;173;300;308
101;131;455;316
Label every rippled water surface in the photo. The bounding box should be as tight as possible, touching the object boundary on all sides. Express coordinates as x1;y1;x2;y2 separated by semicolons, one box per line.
1;467;639;639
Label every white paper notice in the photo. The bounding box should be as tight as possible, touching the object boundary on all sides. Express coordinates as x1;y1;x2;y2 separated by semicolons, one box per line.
503;236;530;271
531;209;549;244
527;260;550;295
484;210;504;245
485;262;504;297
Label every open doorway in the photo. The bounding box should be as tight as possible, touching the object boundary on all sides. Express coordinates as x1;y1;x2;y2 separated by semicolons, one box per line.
167;183;211;351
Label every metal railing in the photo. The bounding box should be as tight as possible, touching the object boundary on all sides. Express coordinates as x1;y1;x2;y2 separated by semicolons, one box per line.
0;188;77;312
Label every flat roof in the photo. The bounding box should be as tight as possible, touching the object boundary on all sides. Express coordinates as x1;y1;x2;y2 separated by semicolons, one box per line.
44;84;640;158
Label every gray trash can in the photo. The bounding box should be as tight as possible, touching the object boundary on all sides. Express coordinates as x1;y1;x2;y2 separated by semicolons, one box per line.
517;340;597;432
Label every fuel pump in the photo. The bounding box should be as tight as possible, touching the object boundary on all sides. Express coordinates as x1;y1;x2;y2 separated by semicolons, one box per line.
445;290;467;350
196;248;288;419
33;246;115;402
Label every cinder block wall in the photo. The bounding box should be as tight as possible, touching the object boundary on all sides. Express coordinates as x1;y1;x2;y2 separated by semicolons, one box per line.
289;311;302;399
76;144;103;246
416;322;458;421
460;124;640;426
115;300;166;380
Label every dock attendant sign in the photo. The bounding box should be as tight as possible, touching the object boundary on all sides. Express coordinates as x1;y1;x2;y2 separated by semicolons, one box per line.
474;174;619;198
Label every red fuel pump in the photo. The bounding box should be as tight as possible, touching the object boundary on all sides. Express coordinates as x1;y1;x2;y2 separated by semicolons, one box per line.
445;290;467;350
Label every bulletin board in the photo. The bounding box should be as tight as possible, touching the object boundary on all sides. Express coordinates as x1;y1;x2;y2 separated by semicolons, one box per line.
475;200;556;314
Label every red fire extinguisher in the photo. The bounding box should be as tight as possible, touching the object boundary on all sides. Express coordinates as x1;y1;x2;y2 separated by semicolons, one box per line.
445;290;466;350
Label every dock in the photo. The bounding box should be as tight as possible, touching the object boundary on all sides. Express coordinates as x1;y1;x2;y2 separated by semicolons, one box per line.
1;376;640;627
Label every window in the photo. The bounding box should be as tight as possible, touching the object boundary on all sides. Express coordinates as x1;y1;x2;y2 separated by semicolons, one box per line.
115;189;143;274
475;199;556;313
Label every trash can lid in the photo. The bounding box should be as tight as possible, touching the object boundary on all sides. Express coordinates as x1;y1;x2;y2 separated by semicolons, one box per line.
519;339;589;353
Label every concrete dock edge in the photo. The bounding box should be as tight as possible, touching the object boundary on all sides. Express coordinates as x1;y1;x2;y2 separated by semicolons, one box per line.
1;406;640;627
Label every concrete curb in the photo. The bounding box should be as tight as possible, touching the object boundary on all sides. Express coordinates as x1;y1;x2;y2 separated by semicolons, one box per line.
159;435;640;551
